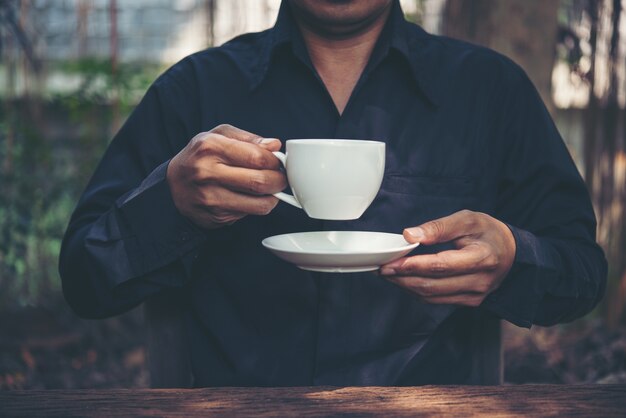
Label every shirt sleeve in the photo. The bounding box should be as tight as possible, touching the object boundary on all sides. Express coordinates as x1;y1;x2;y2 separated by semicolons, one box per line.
480;66;608;328
59;65;207;319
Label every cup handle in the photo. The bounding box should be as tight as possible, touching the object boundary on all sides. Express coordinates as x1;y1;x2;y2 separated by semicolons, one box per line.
272;151;302;209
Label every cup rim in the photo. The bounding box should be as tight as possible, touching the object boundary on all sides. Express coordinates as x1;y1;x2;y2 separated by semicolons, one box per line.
286;139;385;146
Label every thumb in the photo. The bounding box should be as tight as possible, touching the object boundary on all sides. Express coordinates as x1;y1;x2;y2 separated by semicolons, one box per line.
403;210;475;245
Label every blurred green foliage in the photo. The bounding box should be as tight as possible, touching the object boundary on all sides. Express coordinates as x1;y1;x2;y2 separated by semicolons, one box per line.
51;59;162;107
0;59;162;310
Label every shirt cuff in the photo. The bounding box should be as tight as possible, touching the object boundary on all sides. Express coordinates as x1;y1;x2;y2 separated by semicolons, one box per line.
116;159;206;283
480;224;558;328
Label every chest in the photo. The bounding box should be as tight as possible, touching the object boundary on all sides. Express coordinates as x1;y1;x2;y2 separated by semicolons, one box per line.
199;57;498;237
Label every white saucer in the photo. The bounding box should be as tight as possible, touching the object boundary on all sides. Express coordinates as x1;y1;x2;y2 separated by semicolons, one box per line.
262;231;419;273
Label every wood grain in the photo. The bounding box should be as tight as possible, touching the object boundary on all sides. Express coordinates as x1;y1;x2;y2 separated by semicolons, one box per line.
1;385;625;417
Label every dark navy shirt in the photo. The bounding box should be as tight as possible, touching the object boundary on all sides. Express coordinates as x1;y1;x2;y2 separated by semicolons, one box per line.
60;0;607;386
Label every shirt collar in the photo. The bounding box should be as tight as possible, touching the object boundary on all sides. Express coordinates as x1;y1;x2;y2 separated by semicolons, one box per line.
250;0;441;106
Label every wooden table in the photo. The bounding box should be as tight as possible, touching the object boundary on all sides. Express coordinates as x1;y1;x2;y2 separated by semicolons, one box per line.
1;385;625;417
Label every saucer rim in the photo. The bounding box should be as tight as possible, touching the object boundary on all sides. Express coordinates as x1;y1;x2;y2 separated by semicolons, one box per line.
261;231;420;256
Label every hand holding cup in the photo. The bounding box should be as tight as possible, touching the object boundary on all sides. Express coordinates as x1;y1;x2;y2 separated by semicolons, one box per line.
167;124;287;229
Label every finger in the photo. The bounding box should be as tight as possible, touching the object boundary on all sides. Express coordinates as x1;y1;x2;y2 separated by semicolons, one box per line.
210;124;261;142
193;210;246;229
402;209;481;245
385;273;494;297
213;165;287;195
420;294;486;307
210;124;282;151
210;134;282;170
380;245;495;277
384;276;486;307
198;185;279;216
257;138;282;152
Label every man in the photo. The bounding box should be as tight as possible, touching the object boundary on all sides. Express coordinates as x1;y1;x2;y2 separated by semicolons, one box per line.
60;0;607;386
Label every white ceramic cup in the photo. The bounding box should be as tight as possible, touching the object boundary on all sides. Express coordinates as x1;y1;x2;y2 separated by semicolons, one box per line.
272;139;385;220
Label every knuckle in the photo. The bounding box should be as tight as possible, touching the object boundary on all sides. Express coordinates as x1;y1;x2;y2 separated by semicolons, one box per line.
190;164;204;182
482;253;500;271
428;260;448;275
194;130;213;142
212;124;233;134
198;185;224;206
199;190;217;207
210;207;240;223
394;259;412;275
461;210;479;229
212;212;235;225
204;166;219;182
195;165;220;184
248;173;269;194
210;211;228;223
429;220;446;239
416;280;434;297
476;278;492;294
190;131;209;143
194;135;218;153
247;149;266;168
477;211;495;230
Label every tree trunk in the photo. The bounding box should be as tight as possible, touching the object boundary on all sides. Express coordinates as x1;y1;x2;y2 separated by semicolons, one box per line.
109;0;120;133
444;0;560;114
205;0;216;47
77;0;90;58
602;0;625;326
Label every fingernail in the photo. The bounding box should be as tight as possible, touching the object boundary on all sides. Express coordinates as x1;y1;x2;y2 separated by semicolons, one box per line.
405;227;425;240
380;267;396;275
260;137;280;144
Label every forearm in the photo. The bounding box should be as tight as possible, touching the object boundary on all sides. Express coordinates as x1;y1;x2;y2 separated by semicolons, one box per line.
481;226;607;327
59;161;206;319
60;220;173;319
